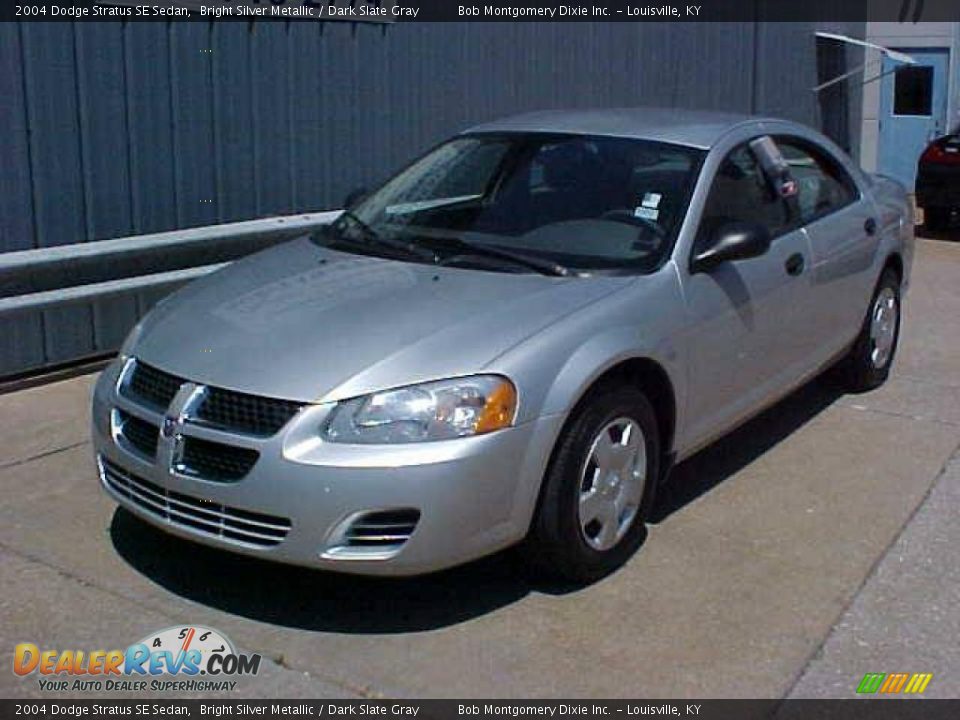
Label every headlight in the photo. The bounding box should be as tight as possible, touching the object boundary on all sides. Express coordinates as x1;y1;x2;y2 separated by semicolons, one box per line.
322;375;518;444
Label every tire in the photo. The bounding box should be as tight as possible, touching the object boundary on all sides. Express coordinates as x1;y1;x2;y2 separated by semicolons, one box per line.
924;207;949;232
833;268;902;393
524;384;659;583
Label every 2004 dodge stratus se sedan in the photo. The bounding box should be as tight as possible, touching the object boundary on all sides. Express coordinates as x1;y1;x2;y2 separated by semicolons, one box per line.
93;109;914;582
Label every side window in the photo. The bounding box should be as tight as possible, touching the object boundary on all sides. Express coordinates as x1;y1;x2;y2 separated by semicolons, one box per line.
774;138;858;224
698;143;790;245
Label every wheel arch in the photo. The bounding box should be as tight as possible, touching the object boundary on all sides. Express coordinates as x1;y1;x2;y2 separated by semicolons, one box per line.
543;354;679;472
883;251;904;283
520;354;679;545
579;358;677;461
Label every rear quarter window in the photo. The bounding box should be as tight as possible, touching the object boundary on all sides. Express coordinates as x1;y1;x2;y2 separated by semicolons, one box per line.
774;137;859;225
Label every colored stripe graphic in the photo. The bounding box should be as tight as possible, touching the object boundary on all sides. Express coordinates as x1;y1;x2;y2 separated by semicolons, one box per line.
904;673;933;694
857;673;886;694
858;672;933;694
880;672;909;693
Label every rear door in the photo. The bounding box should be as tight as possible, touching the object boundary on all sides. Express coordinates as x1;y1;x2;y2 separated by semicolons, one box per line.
774;136;879;366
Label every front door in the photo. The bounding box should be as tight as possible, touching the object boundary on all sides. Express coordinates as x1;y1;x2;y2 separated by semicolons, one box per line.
878;48;950;190
682;140;814;452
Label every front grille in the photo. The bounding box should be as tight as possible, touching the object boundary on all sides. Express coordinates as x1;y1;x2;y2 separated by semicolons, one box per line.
100;457;290;548
123;361;181;411
179;437;259;482
117;411;159;459
344;509;420;549
122;359;303;437
195;387;303;436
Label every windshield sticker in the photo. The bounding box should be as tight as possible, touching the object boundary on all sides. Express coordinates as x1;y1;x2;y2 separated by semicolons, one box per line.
634;206;659;221
641;192;662;209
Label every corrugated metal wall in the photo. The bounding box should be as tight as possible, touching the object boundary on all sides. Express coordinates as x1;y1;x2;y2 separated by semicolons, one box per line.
0;20;861;376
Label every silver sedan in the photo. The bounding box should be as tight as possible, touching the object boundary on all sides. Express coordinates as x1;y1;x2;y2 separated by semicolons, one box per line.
92;108;914;582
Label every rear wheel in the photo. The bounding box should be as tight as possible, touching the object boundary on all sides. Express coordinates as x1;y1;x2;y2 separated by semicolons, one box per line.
833;268;901;392
524;384;659;583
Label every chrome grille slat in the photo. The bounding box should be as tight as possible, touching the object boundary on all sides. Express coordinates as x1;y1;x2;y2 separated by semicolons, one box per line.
165;506;225;534
217;522;288;543
348;534;412;543
100;458;290;548
195;387;303;437
116;359;306;483
179;436;259;482
164;496;224;522
342;509;420;551
115;410;160;460
122;360;304;438
113;476;169;515
122;361;181;411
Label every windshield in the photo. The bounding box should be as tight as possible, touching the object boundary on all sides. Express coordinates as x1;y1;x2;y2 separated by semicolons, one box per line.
317;133;704;274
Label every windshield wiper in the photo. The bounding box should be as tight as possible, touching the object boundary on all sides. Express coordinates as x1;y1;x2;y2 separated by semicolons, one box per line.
331;211;436;262
430;236;572;277
323;215;571;277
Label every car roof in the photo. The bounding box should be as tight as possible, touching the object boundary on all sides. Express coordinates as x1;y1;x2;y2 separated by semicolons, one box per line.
464;107;773;149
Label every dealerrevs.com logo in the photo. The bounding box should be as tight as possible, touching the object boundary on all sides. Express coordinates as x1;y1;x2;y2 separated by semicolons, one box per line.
13;625;261;693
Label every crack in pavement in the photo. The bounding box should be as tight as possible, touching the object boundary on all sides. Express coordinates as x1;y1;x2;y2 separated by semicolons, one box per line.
0;440;90;472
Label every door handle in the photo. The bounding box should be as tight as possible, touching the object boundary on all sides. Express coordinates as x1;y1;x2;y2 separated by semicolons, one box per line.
785;253;805;276
864;217;878;236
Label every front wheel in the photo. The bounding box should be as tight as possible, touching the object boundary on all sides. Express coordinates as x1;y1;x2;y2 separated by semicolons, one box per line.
834;268;902;392
523;384;659;583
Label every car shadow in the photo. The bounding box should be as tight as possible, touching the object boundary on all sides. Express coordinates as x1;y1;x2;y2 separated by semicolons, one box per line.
650;377;843;523
111;377;843;633
110;508;587;634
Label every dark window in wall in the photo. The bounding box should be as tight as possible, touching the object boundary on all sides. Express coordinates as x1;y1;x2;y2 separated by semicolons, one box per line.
893;66;933;116
816;37;851;153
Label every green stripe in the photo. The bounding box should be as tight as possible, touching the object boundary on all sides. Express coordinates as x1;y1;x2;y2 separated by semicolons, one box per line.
857;673;886;694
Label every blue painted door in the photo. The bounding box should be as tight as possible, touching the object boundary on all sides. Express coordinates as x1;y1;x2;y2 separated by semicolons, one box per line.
878;48;949;190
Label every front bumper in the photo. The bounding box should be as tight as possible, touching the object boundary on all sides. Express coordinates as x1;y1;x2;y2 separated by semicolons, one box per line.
92;359;563;576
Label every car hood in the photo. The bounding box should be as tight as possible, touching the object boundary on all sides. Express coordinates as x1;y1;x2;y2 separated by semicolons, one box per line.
132;236;633;402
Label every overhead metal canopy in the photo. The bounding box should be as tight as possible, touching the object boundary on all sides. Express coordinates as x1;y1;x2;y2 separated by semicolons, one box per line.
813;32;917;93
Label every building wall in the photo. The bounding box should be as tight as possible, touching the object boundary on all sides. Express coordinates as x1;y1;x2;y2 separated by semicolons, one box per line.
0;20;861;376
859;21;960;172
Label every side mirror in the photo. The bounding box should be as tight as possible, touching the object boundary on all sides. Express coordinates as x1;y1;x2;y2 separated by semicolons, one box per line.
691;222;772;274
343;186;368;209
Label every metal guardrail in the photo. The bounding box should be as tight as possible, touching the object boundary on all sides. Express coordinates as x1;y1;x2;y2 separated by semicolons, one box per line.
0;210;341;318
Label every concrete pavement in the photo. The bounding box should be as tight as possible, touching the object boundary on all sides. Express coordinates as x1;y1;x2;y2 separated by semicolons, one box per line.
1;237;958;699
788;451;960;699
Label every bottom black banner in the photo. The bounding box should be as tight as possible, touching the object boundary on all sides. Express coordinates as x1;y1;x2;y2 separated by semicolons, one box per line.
2;700;958;720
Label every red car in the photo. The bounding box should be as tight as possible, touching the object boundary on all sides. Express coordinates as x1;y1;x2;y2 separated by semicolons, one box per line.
916;129;960;231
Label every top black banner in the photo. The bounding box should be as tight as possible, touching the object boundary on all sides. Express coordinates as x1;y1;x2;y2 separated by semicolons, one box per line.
5;0;960;23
